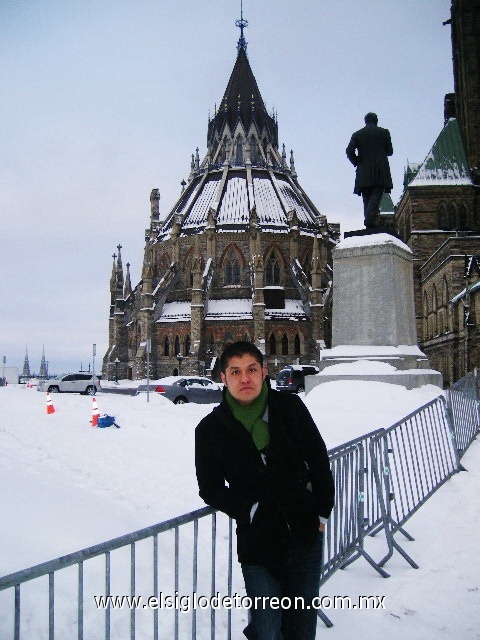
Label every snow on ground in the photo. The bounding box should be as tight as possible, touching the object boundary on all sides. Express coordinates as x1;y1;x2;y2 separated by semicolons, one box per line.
0;382;479;639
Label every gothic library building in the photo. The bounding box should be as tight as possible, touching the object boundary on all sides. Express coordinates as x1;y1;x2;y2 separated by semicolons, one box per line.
104;25;339;381
104;1;480;385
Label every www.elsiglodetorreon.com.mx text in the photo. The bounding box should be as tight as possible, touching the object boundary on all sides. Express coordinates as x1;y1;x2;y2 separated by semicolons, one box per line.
94;592;386;612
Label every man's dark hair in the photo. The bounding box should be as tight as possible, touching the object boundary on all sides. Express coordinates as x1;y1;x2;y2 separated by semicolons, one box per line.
220;341;263;372
364;112;378;125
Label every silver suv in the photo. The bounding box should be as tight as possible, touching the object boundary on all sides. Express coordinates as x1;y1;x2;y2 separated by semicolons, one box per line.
37;373;100;395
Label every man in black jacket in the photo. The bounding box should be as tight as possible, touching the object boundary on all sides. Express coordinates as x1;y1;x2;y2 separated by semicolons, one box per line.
195;341;334;640
346;112;393;228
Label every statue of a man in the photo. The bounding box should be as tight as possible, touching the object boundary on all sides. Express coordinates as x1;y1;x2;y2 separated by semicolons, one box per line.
346;113;393;228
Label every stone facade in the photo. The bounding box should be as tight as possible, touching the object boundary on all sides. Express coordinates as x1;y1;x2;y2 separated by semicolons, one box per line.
394;0;480;385
103;36;339;381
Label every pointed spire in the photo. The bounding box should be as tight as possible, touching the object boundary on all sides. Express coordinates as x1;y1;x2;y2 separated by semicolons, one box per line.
23;346;31;378
207;22;278;150
116;244;124;296
235;0;248;52
110;252;117;291
124;262;132;298
39;346;48;379
195;147;200;171
282;143;287;167
290;149;297;177
150;188;160;221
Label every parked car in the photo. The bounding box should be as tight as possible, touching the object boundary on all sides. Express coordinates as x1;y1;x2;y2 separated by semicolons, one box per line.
137;376;223;404
275;365;319;393
37;373;101;396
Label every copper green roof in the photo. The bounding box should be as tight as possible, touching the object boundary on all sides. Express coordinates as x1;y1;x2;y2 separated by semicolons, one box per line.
409;118;471;187
379;192;394;213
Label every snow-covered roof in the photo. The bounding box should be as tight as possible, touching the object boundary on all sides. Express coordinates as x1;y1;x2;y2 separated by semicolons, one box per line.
265;299;306;319
182;176;220;230
156;301;191;323
205;298;253;320
409;119;472;187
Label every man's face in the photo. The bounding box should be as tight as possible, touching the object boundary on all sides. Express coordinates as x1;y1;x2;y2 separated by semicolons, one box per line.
221;354;267;406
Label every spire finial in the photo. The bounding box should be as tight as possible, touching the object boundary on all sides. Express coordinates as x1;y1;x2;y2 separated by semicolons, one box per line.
235;0;248;51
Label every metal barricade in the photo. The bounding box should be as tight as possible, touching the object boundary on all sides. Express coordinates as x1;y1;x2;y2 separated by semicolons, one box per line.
0;507;243;640
2;385;478;637
318;440;388;627
369;396;460;568
447;371;480;457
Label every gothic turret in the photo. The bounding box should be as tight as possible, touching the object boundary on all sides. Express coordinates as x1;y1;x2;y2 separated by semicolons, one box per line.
103;10;338;381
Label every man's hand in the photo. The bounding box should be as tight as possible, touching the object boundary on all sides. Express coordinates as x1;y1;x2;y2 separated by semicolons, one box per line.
319;522;325;532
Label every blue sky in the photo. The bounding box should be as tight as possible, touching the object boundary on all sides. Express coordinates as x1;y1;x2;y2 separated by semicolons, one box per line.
1;0;453;375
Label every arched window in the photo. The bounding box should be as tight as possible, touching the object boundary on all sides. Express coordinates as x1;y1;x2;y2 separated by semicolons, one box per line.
225;251;240;285
432;286;438;336
266;251;281;285
294;334;301;355
443;277;450;332
438;203;450;230
423;292;429;339
174;335;181;356
269;333;277;355
159;253;170;274
236;137;243;165
164;336;170;356
185;335;191;355
250;135;257;163
281;334;289;356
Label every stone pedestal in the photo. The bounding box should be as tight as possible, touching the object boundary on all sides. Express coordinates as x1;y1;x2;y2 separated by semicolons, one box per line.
307;233;442;392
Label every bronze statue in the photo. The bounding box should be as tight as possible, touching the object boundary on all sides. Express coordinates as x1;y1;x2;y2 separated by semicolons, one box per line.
346;113;393;228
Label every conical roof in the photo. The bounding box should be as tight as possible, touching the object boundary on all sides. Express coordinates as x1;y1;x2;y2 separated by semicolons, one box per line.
156;42;330;241
207;47;278;148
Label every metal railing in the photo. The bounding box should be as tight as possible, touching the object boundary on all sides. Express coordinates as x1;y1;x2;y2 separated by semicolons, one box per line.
0;507;241;640
446;371;480;457
369;396;459;569
1;373;478;637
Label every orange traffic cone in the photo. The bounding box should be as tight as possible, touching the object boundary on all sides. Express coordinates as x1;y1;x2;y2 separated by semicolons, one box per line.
46;392;56;414
91;397;99;427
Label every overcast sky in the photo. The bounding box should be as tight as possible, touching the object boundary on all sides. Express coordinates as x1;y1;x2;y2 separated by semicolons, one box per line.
1;0;453;375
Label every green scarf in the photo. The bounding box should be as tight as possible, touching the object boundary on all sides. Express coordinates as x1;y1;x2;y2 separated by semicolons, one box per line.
225;382;269;451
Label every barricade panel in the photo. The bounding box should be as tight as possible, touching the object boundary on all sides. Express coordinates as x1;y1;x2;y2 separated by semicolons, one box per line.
369;396;459;568
447;372;480;457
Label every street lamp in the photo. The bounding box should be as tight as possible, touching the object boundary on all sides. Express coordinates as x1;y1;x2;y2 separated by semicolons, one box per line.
114;358;120;382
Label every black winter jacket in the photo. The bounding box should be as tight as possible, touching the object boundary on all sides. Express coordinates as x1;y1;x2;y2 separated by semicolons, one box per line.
195;385;334;576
